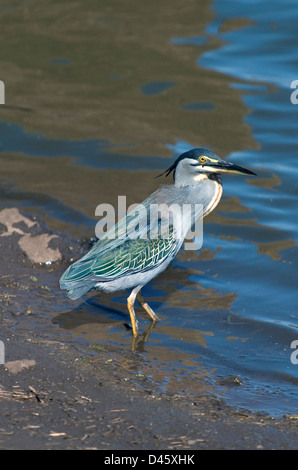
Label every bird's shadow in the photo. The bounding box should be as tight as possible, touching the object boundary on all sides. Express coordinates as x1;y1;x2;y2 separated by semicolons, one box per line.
52;293;162;351
53;296;130;330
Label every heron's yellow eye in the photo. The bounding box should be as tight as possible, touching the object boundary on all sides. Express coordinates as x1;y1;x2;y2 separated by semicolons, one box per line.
199;156;206;163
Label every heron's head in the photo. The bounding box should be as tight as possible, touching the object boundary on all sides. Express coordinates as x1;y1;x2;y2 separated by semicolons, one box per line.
158;148;256;187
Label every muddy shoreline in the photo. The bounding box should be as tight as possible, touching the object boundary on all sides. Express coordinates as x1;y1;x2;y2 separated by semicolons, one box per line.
0;209;298;450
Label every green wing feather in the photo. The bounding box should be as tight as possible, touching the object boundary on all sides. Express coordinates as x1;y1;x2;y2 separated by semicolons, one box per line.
91;230;177;278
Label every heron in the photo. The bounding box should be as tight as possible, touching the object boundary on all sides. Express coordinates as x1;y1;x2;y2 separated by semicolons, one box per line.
60;148;256;337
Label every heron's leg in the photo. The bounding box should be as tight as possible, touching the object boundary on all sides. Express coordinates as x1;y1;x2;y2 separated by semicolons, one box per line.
127;288;139;337
136;291;160;322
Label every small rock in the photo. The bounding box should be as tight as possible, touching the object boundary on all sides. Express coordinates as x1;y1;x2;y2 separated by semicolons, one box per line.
0;207;72;264
0;208;37;237
216;375;243;386
5;359;36;374
18;234;61;264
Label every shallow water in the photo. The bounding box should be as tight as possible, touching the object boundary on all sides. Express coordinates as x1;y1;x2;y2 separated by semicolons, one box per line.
0;0;298;417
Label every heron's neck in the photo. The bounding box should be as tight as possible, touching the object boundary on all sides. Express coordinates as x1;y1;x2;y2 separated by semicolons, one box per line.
204;174;223;217
175;173;223;217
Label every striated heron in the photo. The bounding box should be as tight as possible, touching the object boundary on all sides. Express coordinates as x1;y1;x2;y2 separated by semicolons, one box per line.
60;148;256;337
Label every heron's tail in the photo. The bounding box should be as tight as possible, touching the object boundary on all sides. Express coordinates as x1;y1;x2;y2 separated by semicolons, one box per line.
64;284;94;300
60;258;96;300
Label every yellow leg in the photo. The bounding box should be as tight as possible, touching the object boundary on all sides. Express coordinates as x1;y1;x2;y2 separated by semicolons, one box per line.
127;289;139;337
136;292;160;322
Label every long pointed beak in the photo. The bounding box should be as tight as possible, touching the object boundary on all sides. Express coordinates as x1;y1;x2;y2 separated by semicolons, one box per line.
213;161;256;176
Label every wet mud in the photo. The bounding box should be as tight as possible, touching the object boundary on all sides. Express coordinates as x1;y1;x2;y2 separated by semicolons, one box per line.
0;208;298;450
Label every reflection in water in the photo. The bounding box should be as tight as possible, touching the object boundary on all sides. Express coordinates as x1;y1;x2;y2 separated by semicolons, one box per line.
0;0;255;156
247;172;281;190
170;36;207;46
181;102;215;111
140;81;176;95
254;239;297;261
153;265;237;312
0;0;298;416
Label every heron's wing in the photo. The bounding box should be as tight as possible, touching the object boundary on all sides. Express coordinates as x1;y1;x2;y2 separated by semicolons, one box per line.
60;190;181;291
92;228;178;277
60;227;178;283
